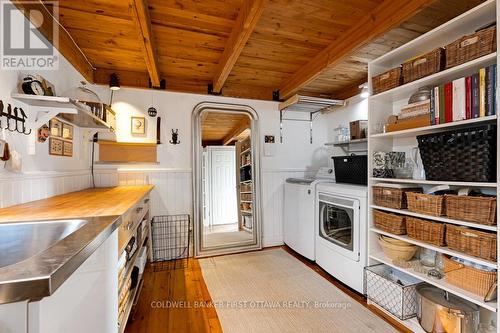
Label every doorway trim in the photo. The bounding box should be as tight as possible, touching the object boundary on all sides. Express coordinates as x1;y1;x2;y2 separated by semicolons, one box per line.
192;102;263;258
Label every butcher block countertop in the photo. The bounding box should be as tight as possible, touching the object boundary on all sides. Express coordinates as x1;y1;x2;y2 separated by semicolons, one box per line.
0;185;154;223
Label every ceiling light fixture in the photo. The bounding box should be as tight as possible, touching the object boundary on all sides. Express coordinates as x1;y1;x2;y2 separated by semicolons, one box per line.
359;83;369;99
109;73;120;91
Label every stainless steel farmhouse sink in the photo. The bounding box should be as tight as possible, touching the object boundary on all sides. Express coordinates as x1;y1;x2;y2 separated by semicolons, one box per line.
0;219;88;269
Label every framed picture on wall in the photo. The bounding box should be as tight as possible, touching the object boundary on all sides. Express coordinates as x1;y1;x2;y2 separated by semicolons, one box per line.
62;123;73;140
49;138;63;155
49;118;62;137
131;116;146;134
63;141;73;157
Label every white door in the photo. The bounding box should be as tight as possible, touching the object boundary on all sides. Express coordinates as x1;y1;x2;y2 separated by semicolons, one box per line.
202;150;210;227
209;146;238;226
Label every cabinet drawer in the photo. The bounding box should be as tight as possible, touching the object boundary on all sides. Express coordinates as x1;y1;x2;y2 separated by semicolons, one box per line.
118;195;150;254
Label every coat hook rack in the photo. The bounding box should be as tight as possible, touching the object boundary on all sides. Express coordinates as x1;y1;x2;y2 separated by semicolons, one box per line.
169;129;180;145
0;100;31;135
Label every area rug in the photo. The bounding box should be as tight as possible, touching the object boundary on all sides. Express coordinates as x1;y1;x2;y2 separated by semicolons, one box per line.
199;248;398;333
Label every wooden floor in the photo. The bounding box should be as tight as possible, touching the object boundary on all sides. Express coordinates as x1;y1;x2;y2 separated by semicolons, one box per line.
125;247;408;333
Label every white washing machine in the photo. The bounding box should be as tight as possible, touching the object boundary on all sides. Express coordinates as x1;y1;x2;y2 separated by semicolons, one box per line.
284;167;335;260
315;182;367;294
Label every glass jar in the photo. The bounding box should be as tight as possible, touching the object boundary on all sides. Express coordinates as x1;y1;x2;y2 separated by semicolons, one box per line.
419;248;436;267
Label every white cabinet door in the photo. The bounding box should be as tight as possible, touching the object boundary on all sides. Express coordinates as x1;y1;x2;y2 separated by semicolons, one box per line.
28;230;118;333
0;301;28;333
208;146;237;226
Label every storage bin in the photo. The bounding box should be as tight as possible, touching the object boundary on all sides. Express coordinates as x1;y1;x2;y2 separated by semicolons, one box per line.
402;48;445;83
445;224;497;262
364;264;422;320
332;155;367;185
445;194;497;226
406;217;446;246
445;25;496;69
406;192;445;216
372;67;402;94
373;186;422;209
417;124;497;182
240;183;252;192
443;256;497;297
241;193;252;201
373;210;406;235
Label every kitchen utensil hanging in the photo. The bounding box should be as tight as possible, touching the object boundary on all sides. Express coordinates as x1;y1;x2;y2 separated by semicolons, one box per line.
0;100;31;135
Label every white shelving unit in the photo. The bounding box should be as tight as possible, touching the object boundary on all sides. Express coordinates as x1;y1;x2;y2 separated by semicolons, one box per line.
367;0;499;328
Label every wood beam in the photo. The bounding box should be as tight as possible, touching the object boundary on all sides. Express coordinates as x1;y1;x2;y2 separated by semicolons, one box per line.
130;0;161;87
11;0;94;82
279;0;436;100
222;118;250;146
212;0;267;93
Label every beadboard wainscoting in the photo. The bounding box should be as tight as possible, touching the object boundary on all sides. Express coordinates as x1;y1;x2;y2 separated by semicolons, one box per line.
0;171;92;208
94;168;315;247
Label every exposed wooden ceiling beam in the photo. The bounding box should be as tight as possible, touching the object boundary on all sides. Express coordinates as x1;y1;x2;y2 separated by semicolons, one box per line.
279;0;436;100
11;0;95;82
130;0;161;87
212;0;267;93
222;118;250;146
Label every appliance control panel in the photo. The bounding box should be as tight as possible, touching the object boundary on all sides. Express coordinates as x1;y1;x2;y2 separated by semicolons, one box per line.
315;167;335;180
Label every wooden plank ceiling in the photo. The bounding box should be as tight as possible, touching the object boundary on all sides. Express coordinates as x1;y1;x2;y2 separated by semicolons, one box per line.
35;0;484;101
201;112;250;146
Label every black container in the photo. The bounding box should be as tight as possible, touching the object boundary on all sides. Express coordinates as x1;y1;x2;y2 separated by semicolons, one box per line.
240;164;252;182
333;155;368;185
417;124;496;182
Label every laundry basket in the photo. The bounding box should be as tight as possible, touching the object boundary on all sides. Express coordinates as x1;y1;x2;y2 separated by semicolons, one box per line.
151;214;190;267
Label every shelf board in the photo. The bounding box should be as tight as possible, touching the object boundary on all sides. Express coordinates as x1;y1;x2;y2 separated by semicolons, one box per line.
368;301;425;333
371;205;497;231
370;115;497;139
370;177;497;188
241;147;251;154
241;200;252;203
370;227;497;269
324;138;367;146
371;53;496;102
370;251;497;312
240;191;252;194
240;163;251;168
118;227;149;295
240;180;252;184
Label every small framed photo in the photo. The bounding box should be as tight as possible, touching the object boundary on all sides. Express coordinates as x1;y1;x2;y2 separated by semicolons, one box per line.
264;135;275;143
63;141;73;157
131;116;146;134
49;138;63;155
62;123;73;140
49;118;62;137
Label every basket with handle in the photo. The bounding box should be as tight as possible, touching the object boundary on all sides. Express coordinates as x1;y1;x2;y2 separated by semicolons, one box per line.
445;224;497;262
443;256;496;297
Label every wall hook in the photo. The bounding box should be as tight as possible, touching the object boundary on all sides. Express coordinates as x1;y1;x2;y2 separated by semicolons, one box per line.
169;129;180;145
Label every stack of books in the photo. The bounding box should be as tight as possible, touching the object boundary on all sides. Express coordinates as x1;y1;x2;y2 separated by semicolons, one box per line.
430;64;497;124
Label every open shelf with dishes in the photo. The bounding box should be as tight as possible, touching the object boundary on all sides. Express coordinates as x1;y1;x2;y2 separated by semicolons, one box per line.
366;0;499;330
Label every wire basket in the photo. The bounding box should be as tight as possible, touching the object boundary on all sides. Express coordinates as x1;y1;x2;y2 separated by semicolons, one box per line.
151;214;190;270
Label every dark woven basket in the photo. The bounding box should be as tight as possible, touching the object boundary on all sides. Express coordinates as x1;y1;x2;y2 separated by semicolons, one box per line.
372;67;402;95
402;48;445;84
417;124;497;182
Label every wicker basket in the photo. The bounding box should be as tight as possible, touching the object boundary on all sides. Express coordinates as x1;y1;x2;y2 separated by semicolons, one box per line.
373;210;406;235
445;25;497;69
445;195;497;226
406;217;446;246
443;256;497;297
417;124;497;182
402;48;445;84
445;224;497;262
373;186;422;209
406;192;445;216
372;67;402;95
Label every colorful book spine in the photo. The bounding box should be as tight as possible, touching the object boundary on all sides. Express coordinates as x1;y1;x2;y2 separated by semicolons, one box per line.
430;87;435;125
465;76;472;119
452;78;466;121
439;85;445;123
493;64;497;116
444;82;453;123
434;86;440;124
486;65;495;116
479;67;486;117
471;73;480;118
